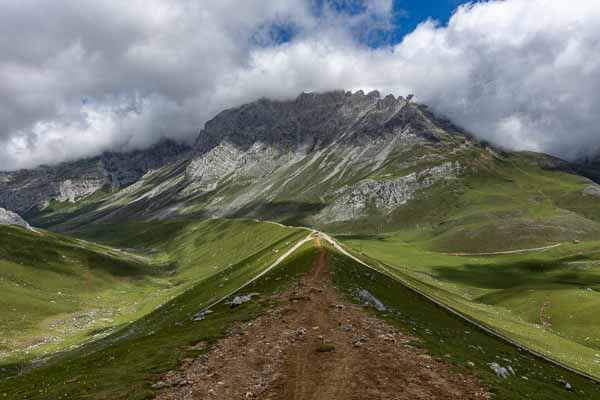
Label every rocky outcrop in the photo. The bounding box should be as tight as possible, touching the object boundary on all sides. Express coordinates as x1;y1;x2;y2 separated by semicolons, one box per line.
0;208;31;229
318;162;461;222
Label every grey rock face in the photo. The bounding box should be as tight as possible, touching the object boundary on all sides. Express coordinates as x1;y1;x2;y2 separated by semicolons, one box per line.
195;90;418;152
319;162;461;222
0;208;31;229
0;140;190;213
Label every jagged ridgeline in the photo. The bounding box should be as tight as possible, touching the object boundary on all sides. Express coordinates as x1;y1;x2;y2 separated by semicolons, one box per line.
2;90;600;251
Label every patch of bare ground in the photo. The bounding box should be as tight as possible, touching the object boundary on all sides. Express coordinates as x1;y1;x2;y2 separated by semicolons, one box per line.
154;242;491;400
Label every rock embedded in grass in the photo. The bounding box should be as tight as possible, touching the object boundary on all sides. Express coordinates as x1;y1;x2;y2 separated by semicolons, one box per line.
316;344;336;353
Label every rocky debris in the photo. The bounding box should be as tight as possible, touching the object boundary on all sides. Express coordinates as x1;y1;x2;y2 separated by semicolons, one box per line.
226;293;259;308
355;289;387;311
192;309;213;321
489;362;515;379
0;208;32;230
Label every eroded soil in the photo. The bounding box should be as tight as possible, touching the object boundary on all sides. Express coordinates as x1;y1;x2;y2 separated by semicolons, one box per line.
155;242;491;399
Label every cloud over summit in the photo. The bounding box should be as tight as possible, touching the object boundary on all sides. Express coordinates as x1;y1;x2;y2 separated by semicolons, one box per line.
1;0;599;170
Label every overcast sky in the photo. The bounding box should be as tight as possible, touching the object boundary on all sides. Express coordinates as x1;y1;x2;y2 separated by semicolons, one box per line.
1;0;599;170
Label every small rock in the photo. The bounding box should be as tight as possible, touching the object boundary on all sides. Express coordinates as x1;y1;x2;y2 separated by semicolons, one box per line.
227;293;259;308
356;289;386;311
192;309;213;321
152;381;169;389
296;327;308;337
352;336;369;347
489;362;510;379
317;344;336;353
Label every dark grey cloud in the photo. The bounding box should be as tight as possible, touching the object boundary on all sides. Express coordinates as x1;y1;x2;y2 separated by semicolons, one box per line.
1;0;599;170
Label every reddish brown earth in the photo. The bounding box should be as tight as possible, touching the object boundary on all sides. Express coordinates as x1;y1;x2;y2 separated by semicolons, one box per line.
154;241;491;400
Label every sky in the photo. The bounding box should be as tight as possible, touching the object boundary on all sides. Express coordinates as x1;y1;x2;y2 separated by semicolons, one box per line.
1;0;600;170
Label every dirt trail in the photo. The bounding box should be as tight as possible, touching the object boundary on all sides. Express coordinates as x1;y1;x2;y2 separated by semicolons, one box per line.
441;243;563;257
154;241;490;400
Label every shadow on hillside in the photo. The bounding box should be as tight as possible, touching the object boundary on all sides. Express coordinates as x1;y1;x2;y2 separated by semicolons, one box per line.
333;233;387;241
228;200;327;226
429;259;600;291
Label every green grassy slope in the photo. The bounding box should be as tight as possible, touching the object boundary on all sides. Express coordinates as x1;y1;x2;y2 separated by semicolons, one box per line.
328;246;600;399
328;149;600;253
0;242;318;400
339;232;600;378
0;225;155;363
5;237;600;399
1;219;307;369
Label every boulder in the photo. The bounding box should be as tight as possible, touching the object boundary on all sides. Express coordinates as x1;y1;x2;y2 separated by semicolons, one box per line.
0;208;32;230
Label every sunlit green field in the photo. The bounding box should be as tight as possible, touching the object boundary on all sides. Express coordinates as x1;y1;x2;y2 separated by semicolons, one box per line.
339;230;600;378
0;219;307;366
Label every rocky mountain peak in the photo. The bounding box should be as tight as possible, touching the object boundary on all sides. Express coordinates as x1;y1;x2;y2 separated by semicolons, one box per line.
193;90;437;154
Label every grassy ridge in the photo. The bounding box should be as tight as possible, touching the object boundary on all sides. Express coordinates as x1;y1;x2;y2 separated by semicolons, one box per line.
327;150;600;253
339;232;600;378
328;245;600;399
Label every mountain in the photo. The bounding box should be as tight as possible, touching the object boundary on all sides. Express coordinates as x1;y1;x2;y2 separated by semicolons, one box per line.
2;90;598;253
1;89;600;254
0;91;488;227
0;139;191;214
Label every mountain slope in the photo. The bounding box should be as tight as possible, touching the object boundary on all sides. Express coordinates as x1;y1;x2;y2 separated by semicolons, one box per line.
0;219;306;366
0;140;190;215
9;90;600;254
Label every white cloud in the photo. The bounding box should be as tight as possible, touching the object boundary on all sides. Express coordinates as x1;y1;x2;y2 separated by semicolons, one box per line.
1;0;600;169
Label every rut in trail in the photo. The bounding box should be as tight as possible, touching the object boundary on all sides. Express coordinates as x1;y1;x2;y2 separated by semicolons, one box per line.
155;241;491;400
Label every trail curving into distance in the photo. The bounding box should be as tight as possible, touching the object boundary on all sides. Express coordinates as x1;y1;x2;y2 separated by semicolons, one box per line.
194;220;600;385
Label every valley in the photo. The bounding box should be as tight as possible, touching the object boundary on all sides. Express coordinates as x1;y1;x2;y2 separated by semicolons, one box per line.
2;91;600;399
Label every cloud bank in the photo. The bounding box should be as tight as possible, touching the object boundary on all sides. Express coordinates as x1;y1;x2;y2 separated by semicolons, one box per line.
1;0;599;170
